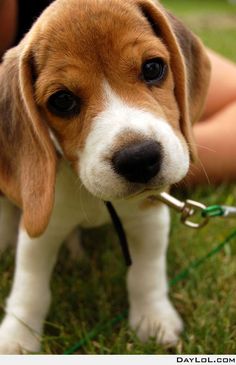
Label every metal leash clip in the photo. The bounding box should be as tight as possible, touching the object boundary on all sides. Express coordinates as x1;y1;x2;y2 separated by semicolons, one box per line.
152;192;210;229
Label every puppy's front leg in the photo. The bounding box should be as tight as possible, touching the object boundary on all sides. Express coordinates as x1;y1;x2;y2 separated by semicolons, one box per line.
0;225;68;354
0;197;20;253
124;203;183;345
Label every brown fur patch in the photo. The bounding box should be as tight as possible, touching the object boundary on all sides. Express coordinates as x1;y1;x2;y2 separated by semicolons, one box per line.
0;47;57;237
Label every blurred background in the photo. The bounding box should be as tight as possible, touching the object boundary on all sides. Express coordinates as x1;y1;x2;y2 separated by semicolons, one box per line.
162;0;236;61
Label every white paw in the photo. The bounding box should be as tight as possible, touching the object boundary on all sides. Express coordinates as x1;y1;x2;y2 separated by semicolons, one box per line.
0;316;41;354
129;299;183;345
0;338;24;354
0;333;40;355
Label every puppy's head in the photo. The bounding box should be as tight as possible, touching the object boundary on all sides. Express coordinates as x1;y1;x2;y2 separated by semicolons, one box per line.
0;0;210;236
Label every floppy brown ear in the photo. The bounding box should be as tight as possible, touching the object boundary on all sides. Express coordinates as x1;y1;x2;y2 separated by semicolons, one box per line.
136;0;211;160
0;45;57;237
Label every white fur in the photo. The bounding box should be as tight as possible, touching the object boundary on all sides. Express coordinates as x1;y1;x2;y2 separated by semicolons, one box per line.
79;82;189;200
0;84;189;353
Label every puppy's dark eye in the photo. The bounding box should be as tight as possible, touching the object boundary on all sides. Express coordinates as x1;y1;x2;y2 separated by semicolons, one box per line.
141;58;167;85
47;90;81;117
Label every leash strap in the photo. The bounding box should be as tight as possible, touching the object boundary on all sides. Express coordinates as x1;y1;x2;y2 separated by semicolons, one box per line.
105;201;132;266
203;205;236;218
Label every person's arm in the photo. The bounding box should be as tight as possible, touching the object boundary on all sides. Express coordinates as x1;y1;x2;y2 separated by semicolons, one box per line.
186;50;236;185
0;0;18;58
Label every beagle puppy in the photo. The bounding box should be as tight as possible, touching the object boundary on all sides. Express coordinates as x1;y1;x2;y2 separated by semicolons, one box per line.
0;0;210;354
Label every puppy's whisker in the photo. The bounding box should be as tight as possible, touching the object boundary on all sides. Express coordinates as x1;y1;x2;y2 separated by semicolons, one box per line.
200;167;211;186
193;160;211;186
187;142;216;153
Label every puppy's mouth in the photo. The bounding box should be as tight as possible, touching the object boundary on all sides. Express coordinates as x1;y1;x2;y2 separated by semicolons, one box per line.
80;174;165;202
124;185;166;201
101;178;167;202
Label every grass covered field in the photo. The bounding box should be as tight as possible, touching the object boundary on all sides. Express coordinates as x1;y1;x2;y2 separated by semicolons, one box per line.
0;0;236;355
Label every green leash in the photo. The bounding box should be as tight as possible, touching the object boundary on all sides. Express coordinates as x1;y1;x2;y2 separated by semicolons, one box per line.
64;227;236;354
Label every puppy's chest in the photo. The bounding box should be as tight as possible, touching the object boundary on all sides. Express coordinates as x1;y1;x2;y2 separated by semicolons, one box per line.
76;195;110;229
55;160;110;228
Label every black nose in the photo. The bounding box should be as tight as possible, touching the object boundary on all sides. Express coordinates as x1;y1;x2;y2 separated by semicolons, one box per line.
112;140;162;184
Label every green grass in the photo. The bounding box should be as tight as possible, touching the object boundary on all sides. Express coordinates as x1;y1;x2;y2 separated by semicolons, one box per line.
162;0;236;61
1;0;236;355
162;0;236;14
